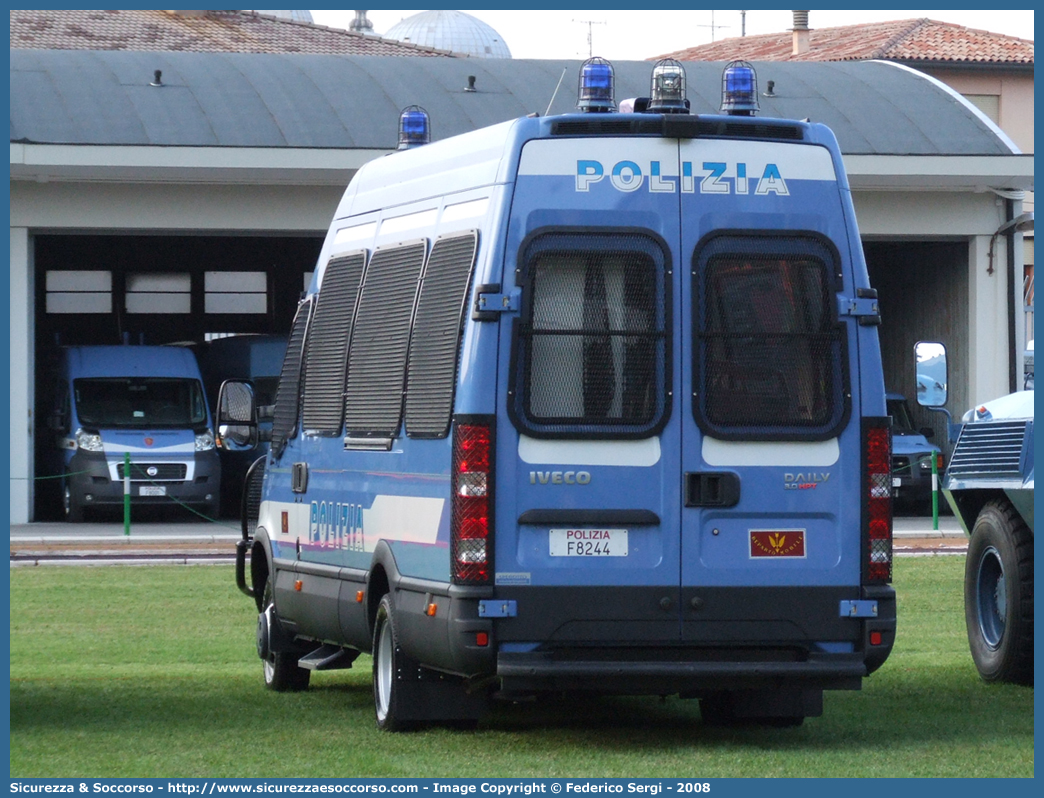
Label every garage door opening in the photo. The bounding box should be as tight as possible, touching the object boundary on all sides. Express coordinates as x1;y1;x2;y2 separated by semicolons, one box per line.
32;233;323;521
864;240;969;447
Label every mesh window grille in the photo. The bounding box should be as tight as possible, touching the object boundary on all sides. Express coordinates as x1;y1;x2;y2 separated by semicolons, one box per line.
270;298;312;459
405;231;479;439
301;251;366;434
344;240;427;438
694;236;846;439
515;232;669;438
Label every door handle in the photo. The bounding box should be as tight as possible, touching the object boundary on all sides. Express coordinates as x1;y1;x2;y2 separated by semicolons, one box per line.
684;472;739;507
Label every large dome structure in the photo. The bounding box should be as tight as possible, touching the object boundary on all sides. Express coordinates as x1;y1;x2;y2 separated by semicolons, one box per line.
384;10;511;58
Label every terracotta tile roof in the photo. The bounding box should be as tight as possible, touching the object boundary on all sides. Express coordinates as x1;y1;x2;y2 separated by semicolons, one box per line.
8;9;456;57
654;18;1033;66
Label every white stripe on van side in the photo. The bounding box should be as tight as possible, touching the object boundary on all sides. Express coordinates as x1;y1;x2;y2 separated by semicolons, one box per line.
380;208;438;236
701;437;840;467
518;436;661;467
441;197;490;223
365;495;444;545
260;495;445;551
334;222;377;245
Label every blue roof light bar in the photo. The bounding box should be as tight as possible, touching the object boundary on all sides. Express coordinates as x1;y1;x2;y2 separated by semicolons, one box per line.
398;105;431;149
577;57;616;113
720;60;760;116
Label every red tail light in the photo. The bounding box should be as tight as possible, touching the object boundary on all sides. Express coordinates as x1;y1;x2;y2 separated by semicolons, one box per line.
451;418;494;585
863;419;892;583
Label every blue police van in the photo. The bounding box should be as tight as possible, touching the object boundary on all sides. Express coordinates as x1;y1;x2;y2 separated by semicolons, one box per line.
220;59;896;729
51;345;219;521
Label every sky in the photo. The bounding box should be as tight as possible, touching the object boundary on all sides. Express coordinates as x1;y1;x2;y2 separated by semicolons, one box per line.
309;9;1035;61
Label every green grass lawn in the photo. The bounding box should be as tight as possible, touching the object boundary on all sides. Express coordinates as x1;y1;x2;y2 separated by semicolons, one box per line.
9;557;1033;778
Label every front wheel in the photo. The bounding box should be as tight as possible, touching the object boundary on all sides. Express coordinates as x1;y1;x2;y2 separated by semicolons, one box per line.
63;480;84;523
964;499;1034;685
259;579;310;692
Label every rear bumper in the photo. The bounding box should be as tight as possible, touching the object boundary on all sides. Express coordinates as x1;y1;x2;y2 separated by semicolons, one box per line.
489;584;895;695
497;651;868;695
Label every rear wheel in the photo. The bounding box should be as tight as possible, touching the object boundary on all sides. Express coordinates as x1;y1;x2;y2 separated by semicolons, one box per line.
964;500;1033;684
372;594;416;732
259;579;310;692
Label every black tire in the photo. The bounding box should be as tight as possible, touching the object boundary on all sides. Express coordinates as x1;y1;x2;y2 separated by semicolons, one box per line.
964;499;1034;685
372;594;417;732
63;480;84;523
260;579;310;692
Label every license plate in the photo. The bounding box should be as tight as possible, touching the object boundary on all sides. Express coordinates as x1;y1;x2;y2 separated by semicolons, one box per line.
140;485;166;496
549;528;628;557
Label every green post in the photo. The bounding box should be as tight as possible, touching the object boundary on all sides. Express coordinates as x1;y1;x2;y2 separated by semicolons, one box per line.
931;453;939;531
123;451;131;536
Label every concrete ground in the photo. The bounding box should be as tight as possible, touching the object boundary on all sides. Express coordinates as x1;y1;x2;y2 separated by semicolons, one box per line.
9;514;966;566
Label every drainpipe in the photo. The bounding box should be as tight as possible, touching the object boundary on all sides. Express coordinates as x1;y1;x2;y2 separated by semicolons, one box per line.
1007;200;1017;392
989;205;1034;392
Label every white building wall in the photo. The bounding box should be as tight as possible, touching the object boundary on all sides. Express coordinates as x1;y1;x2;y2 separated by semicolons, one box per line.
10;182;344;231
966;234;1011;402
852;190;1009;237
10;227;33;523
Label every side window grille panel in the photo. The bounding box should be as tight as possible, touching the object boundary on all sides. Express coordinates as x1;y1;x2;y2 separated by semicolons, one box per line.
301;251;366;434
513;231;671;439
270;298;312;459
693;234;847;440
405;231;479;439
344;240;427;437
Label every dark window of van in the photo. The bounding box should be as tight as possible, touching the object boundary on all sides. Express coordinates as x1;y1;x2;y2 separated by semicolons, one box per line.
74;378;207;428
271;298;312;458
301;252;366;434
693;234;847;440
405;231;479;439
344;240;427;438
513;231;671;438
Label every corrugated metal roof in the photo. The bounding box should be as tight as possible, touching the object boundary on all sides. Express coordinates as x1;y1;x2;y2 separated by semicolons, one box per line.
656;18;1034;66
9;50;1017;156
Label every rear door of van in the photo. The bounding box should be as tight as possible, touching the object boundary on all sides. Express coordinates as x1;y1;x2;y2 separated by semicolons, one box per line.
494;135;686;642
493;131;867;656
676;137;864;649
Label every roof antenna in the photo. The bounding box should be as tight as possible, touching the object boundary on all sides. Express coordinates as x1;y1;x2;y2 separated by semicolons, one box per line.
544;67;568;116
150;70;163;87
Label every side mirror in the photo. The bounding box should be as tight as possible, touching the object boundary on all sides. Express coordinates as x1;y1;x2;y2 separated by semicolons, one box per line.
914;341;948;408
217;380;258;451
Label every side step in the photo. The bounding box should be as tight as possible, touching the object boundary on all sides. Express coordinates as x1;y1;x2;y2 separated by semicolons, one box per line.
298;644;360;671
